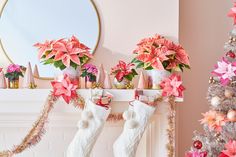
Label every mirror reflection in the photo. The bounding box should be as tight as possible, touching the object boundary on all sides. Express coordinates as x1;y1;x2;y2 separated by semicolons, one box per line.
0;0;100;78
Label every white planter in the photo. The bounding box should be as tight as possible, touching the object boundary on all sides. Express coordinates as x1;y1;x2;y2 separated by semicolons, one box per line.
63;66;80;79
145;69;170;89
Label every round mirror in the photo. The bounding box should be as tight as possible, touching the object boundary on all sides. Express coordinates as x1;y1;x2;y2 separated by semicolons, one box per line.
0;0;101;79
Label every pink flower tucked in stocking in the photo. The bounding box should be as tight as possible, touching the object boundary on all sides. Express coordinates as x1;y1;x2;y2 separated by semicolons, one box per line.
159;74;185;97
51;74;78;104
185;151;207;157
212;58;236;86
222;140;236;157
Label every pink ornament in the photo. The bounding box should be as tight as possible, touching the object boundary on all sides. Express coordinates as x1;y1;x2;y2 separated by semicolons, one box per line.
97;64;105;87
137;71;146;89
33;65;40;77
0;71;7;89
22;62;36;88
103;71;112;89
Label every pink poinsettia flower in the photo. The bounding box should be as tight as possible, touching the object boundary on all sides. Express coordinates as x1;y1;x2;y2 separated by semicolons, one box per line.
53;39;91;67
111;60;136;82
200;110;226;132
212;58;236;86
34;40;55;59
159;74;185;97
7;64;21;73
51;74;78;104
222;140;236;157
70;35;90;50
228;2;236;25
185;150;207;157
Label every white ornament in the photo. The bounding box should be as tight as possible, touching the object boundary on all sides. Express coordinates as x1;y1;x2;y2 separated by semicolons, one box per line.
225;89;234;98
81;111;93;120
211;96;221;107
122;110;136;120
77;120;89;129
126;119;139;129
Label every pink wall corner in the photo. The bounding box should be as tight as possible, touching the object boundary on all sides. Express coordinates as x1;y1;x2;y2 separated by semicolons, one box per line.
179;0;232;156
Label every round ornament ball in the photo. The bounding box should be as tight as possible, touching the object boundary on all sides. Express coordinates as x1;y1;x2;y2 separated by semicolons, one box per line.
226;51;236;59
211;96;221;107
193;140;202;150
225;89;234;98
227;110;236;122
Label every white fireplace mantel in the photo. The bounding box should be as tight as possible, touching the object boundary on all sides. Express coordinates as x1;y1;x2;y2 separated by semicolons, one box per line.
0;89;183;157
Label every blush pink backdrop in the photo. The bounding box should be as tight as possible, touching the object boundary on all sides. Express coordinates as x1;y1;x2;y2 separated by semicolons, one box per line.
179;0;232;156
0;0;234;156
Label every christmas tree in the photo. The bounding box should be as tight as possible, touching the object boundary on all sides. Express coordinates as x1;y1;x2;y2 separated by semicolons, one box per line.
186;2;236;157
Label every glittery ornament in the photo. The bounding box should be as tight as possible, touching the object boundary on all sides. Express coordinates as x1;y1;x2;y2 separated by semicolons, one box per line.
225;89;234;98
209;77;216;84
227;110;236;122
226;51;236;58
193;140;202;150
211;96;221;107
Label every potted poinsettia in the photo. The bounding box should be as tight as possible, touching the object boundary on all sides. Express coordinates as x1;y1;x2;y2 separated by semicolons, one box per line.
5;64;24;89
111;60;138;89
132;34;190;89
81;64;98;88
34;35;92;80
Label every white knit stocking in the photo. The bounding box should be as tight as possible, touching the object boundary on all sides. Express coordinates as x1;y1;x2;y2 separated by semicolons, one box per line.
113;100;156;157
67;100;111;157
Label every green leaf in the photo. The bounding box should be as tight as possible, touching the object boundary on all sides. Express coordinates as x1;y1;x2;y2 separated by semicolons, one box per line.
144;66;153;70
131;58;137;63
70;61;78;70
136;62;144;69
43;59;54;65
124;74;133;81
184;64;191;69
131;69;138;76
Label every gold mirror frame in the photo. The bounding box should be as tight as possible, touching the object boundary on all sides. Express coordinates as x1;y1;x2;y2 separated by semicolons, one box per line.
0;0;101;80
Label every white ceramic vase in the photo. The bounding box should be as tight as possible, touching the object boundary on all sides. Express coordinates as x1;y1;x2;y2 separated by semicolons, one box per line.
145;69;170;89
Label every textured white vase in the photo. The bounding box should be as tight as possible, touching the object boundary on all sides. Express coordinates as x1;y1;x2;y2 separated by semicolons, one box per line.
145;69;170;89
63;66;80;79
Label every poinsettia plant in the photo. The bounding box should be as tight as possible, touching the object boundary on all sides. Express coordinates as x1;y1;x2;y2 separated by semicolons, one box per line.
81;64;98;82
159;73;185;97
34;35;92;70
132;34;190;72
111;60;138;82
5;64;24;81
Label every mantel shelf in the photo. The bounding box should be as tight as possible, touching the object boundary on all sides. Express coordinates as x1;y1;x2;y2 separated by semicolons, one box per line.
0;89;183;102
0;89;183;114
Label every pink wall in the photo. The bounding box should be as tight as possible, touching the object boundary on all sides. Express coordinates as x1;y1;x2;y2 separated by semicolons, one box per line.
179;0;232;156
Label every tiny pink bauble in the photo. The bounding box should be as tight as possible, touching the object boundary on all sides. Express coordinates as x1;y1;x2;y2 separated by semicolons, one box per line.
227;110;236;122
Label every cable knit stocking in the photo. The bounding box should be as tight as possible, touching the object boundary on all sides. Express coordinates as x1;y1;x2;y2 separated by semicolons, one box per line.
67;99;111;157
113;100;156;157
